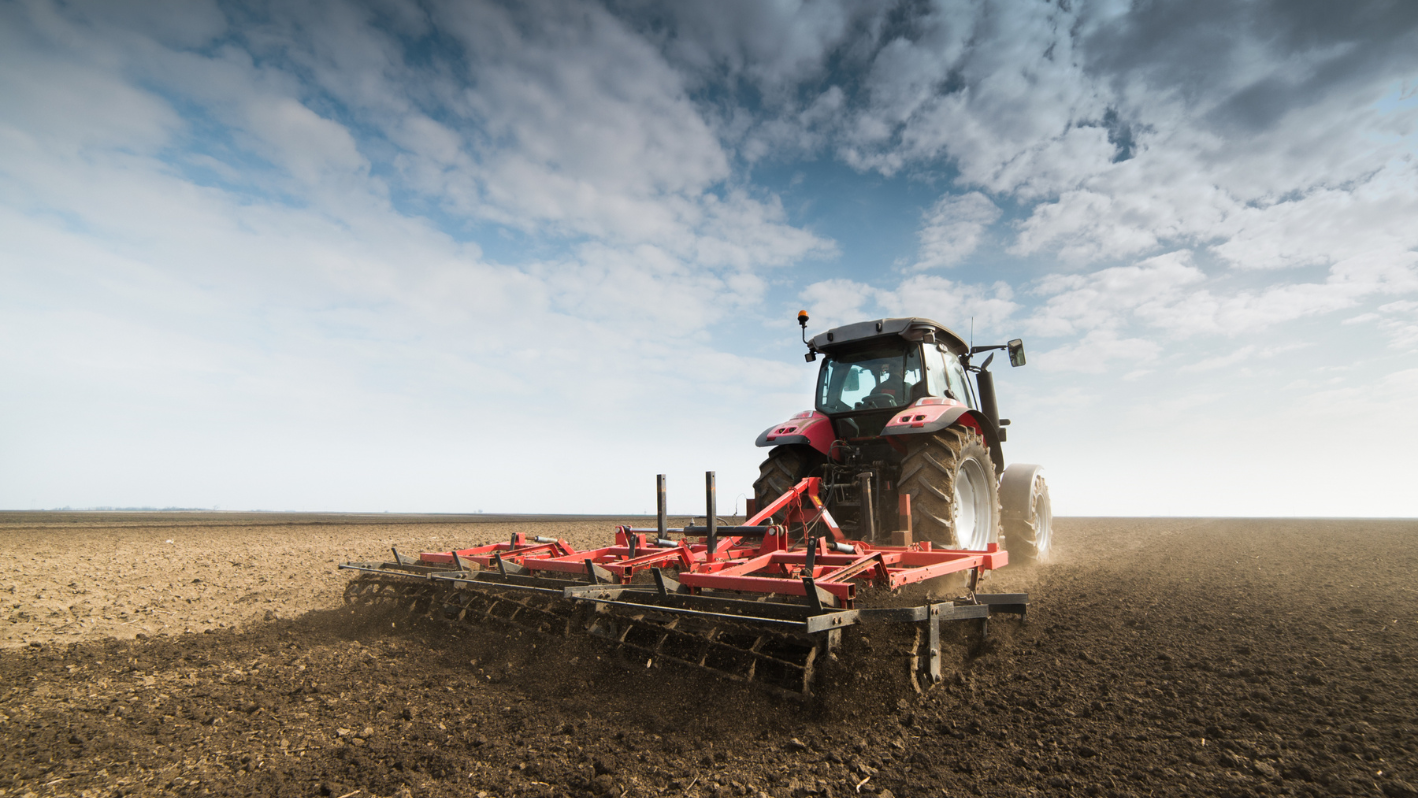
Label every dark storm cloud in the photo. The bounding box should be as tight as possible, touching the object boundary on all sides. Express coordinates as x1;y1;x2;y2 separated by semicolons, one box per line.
605;0;1418;181
607;0;874;96
1083;0;1418;133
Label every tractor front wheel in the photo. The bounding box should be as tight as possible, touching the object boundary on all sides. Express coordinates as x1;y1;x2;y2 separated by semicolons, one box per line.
1002;469;1052;563
899;427;1000;550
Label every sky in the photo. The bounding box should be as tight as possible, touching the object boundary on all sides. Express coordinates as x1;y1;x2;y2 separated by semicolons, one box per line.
2;0;1417;517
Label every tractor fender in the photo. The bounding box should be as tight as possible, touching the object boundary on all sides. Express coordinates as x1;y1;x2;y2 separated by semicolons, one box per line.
755;410;834;458
1000;463;1045;522
880;403;1004;473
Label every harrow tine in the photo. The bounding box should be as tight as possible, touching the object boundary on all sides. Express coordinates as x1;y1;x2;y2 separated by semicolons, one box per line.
652;568;682;597
584;559;613;584
801;577;826;613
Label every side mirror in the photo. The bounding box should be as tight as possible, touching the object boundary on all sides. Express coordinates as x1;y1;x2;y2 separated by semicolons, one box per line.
1008;339;1026;367
844;369;861;392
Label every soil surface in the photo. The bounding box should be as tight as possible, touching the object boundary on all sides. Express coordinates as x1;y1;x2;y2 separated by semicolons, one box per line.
3;513;1416;798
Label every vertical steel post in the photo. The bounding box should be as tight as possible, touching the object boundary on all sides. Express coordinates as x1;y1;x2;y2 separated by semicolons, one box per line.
656;473;668;541
858;472;877;541
705;471;718;563
892;493;914;546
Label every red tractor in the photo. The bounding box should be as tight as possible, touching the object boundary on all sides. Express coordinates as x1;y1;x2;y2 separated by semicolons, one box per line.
753;314;1052;563
339;313;1049;696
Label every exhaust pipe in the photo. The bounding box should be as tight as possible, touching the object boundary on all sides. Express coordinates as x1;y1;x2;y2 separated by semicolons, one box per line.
975;367;999;428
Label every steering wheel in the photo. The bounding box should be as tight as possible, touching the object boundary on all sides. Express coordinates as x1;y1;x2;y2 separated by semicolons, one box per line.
859;394;896;409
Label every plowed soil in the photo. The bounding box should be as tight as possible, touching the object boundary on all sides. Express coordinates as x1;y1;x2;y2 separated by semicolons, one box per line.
3;513;1416;798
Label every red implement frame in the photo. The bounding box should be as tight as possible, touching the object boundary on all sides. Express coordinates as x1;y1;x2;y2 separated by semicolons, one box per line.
411;477;1006;609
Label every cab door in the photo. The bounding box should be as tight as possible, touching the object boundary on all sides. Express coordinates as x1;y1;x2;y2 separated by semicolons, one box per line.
924;344;977;408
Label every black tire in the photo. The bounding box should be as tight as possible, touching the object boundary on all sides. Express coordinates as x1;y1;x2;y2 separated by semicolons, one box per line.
1003;473;1052;563
898;427;1000;549
753;446;824;521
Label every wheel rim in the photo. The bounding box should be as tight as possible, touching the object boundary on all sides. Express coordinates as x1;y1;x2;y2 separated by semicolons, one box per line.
1034;489;1053;555
952;457;992;550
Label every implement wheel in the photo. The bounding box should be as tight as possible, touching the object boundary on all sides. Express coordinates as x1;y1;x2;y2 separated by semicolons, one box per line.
1001;466;1052;563
899;426;1000;550
753;445;824;520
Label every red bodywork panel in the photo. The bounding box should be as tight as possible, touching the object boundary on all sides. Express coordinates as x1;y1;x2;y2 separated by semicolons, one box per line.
881;397;965;430
879;398;990;455
412;477;1006;610
755;410;836;458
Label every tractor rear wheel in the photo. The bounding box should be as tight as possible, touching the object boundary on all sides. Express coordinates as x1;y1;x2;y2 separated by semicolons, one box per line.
899;426;1000;549
753;446;824;521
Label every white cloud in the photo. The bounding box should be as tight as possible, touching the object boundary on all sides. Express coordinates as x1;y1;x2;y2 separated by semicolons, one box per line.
1177;343;1308;373
243;97;369;187
912;192;1001;270
1209;163;1418;271
1028;251;1205;336
1344;299;1418;350
0;29;181;154
1033;329;1161;374
799;275;1017;340
876;276;1017;335
798;278;877;331
1028;247;1418;344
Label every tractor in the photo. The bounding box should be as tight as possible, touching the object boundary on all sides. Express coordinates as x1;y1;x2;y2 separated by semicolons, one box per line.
753;313;1052;563
338;313;1052;697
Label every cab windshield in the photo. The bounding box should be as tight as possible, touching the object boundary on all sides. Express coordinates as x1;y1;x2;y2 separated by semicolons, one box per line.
816;345;923;413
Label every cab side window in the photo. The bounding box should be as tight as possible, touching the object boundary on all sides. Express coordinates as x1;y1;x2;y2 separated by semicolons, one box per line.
945;353;975;408
923;345;950;399
902;346;923;402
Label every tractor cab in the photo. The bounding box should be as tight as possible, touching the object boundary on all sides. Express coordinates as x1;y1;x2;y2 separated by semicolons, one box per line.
810;319;976;440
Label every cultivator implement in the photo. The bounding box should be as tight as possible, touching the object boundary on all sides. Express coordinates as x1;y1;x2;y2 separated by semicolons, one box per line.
340;473;1027;697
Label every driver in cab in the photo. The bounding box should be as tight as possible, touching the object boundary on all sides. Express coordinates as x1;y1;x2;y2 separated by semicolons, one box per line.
867;361;904;406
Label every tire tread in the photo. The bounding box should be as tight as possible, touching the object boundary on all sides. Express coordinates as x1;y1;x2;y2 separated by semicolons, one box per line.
899;427;1000;549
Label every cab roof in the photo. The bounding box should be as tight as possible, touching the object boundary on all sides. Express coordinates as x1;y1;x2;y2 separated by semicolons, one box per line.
809;317;970;356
